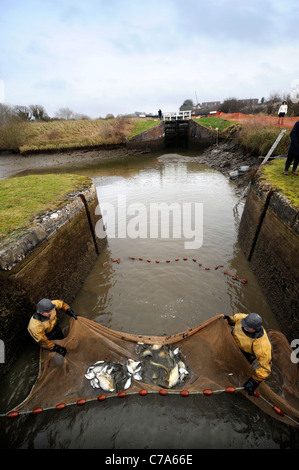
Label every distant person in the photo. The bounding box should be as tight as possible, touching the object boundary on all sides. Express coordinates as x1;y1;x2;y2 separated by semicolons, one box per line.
223;313;272;396
158;109;162;120
284;120;299;175
278;100;288;125
28;298;78;356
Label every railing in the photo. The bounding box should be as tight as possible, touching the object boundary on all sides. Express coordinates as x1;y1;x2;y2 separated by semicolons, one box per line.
163;110;192;121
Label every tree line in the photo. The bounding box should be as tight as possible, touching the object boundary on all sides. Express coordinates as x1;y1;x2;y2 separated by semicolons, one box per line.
0;104;92;126
180;92;299;116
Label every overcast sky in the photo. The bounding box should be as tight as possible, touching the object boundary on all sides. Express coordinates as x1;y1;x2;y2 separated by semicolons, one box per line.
1;0;299;118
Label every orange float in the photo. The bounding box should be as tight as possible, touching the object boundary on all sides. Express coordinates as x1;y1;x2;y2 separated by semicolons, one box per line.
139;389;148;396
77;399;86;406
32;407;43;414
56;403;66;411
7;411;19;418
97;395;106;401
273;405;285;417
225;386;236;394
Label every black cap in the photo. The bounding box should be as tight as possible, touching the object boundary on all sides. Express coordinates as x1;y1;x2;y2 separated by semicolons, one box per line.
241;313;263;331
37;298;55;313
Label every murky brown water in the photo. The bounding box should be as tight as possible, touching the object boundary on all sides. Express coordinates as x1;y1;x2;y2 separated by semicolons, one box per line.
1;152;298;449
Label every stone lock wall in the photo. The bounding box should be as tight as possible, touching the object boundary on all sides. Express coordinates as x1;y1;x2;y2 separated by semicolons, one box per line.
238;177;299;342
0;181;106;376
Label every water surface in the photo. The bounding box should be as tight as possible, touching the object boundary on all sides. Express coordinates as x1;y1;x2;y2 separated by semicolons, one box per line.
1;152;298;449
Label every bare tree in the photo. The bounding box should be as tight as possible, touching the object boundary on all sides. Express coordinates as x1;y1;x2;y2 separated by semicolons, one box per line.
55;107;73;120
13;105;33;121
29;104;50;121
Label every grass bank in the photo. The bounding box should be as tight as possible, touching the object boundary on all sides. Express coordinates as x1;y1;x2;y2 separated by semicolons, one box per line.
0;174;92;242
0;118;159;154
260;159;299;209
237;121;291;157
194;116;238;132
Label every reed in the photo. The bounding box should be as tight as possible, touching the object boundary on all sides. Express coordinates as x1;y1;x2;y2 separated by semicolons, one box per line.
237;121;290;157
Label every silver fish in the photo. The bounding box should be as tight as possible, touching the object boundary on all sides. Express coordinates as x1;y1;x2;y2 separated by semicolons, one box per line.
127;359;141;374
85;371;95;380
93;364;107;375
179;367;188;380
98;374;115;392
90;378;100;389
133;372;142;381
151;344;162;350
124;377;132;389
168;364;179;388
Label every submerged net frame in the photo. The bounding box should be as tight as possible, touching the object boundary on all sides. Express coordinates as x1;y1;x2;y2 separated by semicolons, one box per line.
2;315;299;428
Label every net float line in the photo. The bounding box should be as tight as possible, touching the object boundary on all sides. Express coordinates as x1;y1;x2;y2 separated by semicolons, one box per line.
123;256;248;285
2;386;298;426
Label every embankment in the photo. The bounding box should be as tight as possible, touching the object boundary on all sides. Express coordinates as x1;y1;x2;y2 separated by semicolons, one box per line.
238;172;299;341
0;180;106;376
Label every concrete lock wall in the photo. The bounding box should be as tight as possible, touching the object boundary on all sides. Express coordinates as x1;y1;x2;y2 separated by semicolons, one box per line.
126;120;214;151
127;121;165;151
238;176;299;342
0;181;106;376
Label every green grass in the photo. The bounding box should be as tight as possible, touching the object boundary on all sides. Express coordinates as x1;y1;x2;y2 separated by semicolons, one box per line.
0;174;92;241
260;159;299;209
193;116;238;132
128;119;160;138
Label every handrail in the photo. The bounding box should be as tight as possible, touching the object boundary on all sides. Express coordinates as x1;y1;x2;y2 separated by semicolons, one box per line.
163;110;191;121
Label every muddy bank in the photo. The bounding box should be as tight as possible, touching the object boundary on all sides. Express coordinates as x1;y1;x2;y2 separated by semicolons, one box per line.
0;141;259;196
197;140;260;194
0;147;149;180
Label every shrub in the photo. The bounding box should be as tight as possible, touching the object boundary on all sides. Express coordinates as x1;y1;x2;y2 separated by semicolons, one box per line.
0;120;29;151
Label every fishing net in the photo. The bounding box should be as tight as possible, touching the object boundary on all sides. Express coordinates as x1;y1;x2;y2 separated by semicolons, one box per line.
10;315;299;427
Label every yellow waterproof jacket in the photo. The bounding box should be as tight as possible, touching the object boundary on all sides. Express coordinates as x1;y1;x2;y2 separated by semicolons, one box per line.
228;313;272;382
27;300;70;350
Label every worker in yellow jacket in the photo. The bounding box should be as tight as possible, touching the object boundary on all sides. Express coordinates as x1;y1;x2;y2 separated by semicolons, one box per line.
28;298;78;356
223;312;272;396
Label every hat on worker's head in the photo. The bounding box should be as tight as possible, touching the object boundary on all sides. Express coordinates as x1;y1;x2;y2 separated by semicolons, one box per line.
37;298;55;313
241;313;263;332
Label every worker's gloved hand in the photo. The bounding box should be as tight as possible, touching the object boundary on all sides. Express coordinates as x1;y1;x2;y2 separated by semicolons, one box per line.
223;315;232;325
66;308;78;320
243;377;259;396
53;344;67;356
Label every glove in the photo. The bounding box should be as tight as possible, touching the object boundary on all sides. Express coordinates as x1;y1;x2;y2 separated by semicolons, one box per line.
223;315;232;325
243;377;260;396
53;344;67;356
66;308;78;320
